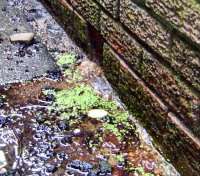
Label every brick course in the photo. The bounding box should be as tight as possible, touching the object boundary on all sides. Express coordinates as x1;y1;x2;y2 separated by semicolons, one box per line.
121;0;200;90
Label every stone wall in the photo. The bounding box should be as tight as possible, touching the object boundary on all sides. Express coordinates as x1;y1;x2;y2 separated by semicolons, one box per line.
41;0;200;175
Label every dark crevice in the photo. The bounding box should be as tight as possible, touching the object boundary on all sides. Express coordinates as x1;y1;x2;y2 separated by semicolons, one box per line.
87;23;104;63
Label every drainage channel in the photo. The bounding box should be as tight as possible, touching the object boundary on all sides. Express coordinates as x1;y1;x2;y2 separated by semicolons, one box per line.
0;0;179;175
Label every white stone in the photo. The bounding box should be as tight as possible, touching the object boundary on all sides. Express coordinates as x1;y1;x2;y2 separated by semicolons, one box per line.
87;109;108;119
10;32;34;42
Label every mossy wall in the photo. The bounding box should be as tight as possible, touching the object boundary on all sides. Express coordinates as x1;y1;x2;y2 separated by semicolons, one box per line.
41;0;200;175
102;44;200;176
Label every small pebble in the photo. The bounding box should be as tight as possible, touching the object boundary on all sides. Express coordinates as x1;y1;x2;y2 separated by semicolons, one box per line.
10;32;34;43
88;109;108;119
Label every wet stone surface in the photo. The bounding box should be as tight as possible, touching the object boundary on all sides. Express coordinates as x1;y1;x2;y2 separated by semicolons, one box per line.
0;62;179;176
0;81;135;175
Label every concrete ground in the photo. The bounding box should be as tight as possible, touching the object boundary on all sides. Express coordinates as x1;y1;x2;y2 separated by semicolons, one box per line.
0;0;56;84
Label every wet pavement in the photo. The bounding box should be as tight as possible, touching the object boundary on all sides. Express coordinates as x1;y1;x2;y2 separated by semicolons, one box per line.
0;0;180;175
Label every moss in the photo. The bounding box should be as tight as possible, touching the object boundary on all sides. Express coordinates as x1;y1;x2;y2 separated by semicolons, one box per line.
63;69;83;82
128;167;155;176
103;124;122;139
103;111;135;140
46;50;136;141
56;53;83;82
54;84;98;114
57;53;76;67
44;83;135;141
53;84;116;114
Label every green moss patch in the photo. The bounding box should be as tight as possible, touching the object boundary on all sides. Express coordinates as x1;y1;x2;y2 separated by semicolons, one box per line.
53;84;116;116
44;83;135;140
47;52;136;140
57;53;76;67
56;53;83;81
